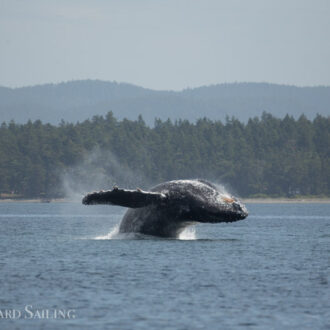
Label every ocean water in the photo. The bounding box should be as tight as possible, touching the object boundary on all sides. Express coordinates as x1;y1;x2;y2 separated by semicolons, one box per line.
0;202;329;329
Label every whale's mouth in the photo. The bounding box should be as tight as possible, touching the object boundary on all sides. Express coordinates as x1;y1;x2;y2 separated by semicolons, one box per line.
237;211;248;220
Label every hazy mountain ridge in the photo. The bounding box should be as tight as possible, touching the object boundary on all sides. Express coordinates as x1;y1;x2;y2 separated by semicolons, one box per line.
0;80;329;125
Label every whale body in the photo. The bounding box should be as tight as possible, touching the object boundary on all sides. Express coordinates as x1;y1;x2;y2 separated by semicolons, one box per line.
82;179;248;238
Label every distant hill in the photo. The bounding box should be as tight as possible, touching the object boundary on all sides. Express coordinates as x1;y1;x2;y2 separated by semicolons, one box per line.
0;80;329;125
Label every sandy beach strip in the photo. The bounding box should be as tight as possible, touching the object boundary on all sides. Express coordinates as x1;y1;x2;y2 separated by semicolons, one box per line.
242;198;330;204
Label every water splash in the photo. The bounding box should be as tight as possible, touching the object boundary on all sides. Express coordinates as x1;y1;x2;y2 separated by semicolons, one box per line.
214;183;233;199
61;147;148;201
178;226;196;240
94;224;120;240
93;224;147;240
93;223;197;240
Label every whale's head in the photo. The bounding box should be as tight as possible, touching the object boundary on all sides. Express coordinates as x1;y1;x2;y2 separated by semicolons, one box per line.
187;193;248;223
160;180;248;224
213;195;248;222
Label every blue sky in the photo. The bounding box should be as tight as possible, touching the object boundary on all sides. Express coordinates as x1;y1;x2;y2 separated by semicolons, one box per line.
1;0;329;90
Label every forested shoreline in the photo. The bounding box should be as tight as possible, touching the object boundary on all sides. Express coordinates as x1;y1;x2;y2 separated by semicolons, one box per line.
0;112;329;198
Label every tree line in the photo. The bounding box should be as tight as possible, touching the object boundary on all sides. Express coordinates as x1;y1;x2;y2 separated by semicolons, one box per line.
0;112;329;198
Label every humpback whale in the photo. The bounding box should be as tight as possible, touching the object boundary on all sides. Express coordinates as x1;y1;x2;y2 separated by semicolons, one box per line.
82;179;248;238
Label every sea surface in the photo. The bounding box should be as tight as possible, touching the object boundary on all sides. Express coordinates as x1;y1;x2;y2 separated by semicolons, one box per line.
0;202;329;329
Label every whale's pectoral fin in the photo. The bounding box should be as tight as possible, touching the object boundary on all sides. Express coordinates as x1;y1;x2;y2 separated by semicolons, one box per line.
82;188;167;208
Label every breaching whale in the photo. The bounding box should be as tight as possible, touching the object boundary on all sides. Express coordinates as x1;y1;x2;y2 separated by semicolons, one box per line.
82;179;248;238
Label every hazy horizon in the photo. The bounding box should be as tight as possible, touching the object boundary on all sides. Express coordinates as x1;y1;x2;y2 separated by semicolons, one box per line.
1;0;330;91
1;79;330;92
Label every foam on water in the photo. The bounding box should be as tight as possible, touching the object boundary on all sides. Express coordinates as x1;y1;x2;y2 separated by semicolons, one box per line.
94;224;120;239
93;223;197;240
93;224;159;240
179;226;196;240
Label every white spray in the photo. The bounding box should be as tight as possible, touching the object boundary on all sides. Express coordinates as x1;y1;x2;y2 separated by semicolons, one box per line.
61;147;148;200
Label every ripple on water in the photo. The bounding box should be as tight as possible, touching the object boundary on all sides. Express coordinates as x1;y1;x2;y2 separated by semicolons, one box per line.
0;203;329;330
